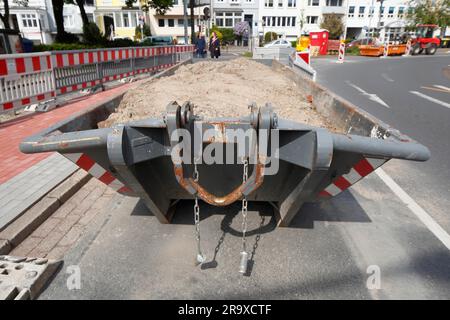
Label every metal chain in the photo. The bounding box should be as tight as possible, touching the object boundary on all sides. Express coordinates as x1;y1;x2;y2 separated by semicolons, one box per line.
193;161;205;265
239;158;249;274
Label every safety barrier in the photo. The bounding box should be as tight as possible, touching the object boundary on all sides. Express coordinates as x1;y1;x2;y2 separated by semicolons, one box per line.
253;46;295;65
288;49;316;82
0;45;195;114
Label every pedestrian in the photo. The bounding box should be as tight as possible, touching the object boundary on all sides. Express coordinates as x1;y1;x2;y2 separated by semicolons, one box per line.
209;32;221;59
196;34;206;58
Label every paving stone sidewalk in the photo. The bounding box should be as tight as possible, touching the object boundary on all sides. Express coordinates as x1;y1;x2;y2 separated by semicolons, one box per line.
10;178;117;260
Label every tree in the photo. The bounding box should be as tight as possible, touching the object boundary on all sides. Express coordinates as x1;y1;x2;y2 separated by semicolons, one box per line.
125;0;174;15
320;14;344;39
0;0;28;29
406;0;450;30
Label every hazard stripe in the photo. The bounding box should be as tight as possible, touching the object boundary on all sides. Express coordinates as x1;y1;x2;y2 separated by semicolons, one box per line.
318;157;387;198
62;153;132;194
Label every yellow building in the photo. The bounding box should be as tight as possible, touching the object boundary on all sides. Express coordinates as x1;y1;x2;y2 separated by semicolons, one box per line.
95;0;146;40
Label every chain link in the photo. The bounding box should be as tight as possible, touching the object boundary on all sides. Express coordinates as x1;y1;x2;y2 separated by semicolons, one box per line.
193;161;205;265
241;159;249;253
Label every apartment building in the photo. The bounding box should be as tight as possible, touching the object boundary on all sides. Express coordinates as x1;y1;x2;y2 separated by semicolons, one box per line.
212;0;259;37
257;0;410;41
0;0;94;44
148;0;208;44
94;0;147;40
346;0;410;41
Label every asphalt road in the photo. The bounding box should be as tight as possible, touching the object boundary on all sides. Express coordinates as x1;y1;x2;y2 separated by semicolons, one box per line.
40;53;450;300
312;52;450;232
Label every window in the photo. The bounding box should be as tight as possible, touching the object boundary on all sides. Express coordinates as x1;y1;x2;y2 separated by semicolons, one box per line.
326;0;342;6
348;6;355;17
306;16;318;24
308;0;319;6
265;0;273;7
380;6;385;15
358;6;365;17
388;6;395;17
21;14;38;28
177;19;184;27
291;17;296;26
398;6;405;17
168;19;174;27
282;16;286;26
63;15;74;28
87;13;94;23
272;16;276;26
172;0;179;4
369;6;374;17
85;0;94;5
131;13;137;27
123;13;130;27
278;0;283;7
158;19;165;27
288;0;296;7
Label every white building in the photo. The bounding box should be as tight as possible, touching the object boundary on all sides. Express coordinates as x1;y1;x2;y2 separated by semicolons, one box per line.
212;0;259;37
256;0;410;41
0;0;95;44
346;0;410;41
148;0;208;43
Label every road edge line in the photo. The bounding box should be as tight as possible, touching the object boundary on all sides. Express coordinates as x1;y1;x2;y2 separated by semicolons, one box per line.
375;168;450;250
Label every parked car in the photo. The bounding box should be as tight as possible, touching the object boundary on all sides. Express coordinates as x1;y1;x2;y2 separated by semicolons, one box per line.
142;36;174;46
347;38;374;48
264;39;292;48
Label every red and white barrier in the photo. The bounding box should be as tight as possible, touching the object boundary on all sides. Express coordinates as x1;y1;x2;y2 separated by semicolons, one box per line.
0;45;195;114
337;40;346;63
318;157;387;198
0;52;55;113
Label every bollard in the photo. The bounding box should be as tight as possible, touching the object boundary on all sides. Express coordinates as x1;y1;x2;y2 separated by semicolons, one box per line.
337;39;345;63
403;39;411;57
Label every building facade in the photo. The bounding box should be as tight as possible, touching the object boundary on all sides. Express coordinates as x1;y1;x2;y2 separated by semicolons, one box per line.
0;0;95;44
94;0;146;40
212;0;259;37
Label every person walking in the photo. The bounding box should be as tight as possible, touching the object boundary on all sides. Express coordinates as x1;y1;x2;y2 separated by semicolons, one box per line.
209;32;221;59
196;34;206;58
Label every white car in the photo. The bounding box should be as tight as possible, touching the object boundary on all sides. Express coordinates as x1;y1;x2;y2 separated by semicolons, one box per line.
264;39;292;48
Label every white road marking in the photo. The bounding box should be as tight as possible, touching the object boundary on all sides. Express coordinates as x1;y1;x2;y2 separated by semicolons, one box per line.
347;82;390;108
433;85;450;92
381;73;395;82
376;168;450;250
410;91;450;109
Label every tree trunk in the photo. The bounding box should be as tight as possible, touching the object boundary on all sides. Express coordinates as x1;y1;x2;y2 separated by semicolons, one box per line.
189;0;195;44
0;0;11;29
52;0;65;41
75;0;89;27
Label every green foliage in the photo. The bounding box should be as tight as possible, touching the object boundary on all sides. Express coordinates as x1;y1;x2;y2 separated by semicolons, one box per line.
264;32;278;43
345;46;360;56
291;40;297;48
406;0;450;29
126;0;173;15
83;22;105;45
216;27;235;44
320;14;344;39
135;23;151;40
242;51;253;58
33;42;99;52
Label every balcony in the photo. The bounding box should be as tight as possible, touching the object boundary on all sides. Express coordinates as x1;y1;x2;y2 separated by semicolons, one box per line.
322;6;346;15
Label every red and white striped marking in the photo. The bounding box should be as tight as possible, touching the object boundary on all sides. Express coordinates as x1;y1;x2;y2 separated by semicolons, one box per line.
296;45;310;65
53;48;134;68
337;41;345;63
1;91;55;112
319;158;387;198
403;39;411;57
0;53;52;76
56;80;101;95
63;153;132;194
382;42;389;58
